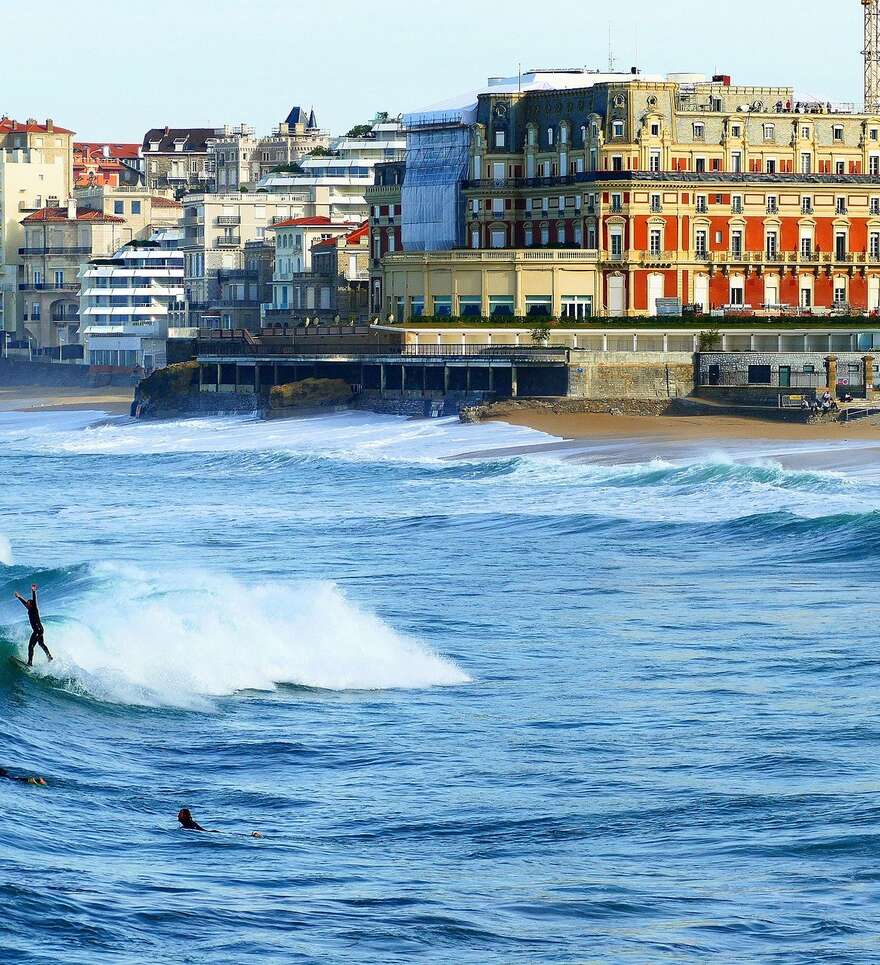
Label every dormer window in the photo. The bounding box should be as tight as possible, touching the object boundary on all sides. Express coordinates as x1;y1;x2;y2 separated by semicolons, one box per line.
494;130;505;149
801;126;811;139
612;121;625;139
650;123;660;136
763;124;775;142
547;127;554;147
731;124;741;137
833;125;844;142
693;122;705;141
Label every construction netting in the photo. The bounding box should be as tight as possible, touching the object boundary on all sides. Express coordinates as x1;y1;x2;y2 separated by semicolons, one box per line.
401;124;471;252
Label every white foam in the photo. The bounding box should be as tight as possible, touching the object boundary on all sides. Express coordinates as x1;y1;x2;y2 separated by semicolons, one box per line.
0;410;556;463
0;536;11;566
33;565;470;709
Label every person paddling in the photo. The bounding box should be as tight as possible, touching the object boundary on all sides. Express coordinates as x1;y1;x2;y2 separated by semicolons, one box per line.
177;808;262;838
0;767;46;787
14;583;53;667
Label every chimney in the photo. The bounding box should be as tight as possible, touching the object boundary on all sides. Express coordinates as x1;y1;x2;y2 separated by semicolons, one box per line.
26;118;37;126
164;126;170;136
67;197;77;221
46;118;54;133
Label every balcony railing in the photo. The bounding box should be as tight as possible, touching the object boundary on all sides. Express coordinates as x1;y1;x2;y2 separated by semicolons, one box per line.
18;282;79;291
215;215;241;225
18;246;91;256
215;237;241;247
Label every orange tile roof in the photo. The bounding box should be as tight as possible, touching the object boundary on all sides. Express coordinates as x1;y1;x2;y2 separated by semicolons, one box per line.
0;117;73;135
345;223;370;244
22;207;126;224
150;196;182;208
269;216;335;229
75;141;141;160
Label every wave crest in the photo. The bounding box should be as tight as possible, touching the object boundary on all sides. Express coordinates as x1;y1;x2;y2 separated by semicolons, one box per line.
6;564;469;708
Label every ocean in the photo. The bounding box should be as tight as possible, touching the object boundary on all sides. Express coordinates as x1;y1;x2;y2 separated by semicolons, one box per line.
1;408;879;963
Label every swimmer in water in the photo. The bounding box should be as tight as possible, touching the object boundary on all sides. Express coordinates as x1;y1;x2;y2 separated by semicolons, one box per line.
177;808;216;832
177;808;262;837
0;768;46;786
14;584;53;667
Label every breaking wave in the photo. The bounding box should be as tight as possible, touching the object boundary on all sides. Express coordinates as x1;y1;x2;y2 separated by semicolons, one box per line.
0;563;469;709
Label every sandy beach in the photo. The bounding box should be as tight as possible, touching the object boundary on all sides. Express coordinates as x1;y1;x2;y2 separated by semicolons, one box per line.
0;386;134;415
489;408;880;444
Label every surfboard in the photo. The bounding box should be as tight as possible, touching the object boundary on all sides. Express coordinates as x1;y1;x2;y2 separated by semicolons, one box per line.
10;657;31;671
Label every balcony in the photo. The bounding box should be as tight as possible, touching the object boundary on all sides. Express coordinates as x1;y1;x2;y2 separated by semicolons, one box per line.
215;236;241;248
18;282;79;291
215;215;241;226
18;246;91;256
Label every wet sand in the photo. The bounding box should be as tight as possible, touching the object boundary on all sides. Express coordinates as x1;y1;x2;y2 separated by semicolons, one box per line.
489;409;880;444
0;386;134;415
447;408;880;474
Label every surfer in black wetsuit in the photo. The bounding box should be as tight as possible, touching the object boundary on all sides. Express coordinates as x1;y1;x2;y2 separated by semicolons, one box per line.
0;768;46;786
177;808;216;832
14;584;52;666
177;808;262;837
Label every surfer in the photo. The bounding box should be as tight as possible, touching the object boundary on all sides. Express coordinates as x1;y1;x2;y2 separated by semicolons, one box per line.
13;584;52;666
177;808;217;833
0;768;46;786
177;808;262;838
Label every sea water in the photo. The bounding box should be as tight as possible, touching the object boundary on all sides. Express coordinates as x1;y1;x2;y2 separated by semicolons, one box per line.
0;409;879;963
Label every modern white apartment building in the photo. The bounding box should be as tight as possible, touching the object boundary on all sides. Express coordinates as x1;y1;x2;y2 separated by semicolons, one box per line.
79;230;184;372
254;118;406;223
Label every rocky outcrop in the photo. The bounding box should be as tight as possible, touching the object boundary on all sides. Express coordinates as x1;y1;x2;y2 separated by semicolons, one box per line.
132;361;200;418
266;378;354;417
460;398;678;423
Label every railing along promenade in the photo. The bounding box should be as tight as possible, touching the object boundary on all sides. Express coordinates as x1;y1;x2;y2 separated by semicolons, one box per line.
197;338;570;362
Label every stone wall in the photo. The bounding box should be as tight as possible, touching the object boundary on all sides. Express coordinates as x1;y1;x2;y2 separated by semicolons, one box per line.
567;351;695;401
0;359;136;388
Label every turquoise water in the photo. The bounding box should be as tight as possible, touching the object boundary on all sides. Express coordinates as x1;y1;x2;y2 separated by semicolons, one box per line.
1;409;879;963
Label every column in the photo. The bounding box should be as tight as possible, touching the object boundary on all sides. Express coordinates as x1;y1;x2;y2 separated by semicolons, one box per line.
443;365;449;394
825;354;838;393
379;363;386;396
198;365;204;392
511;365;518;398
602;333;608;352
777;334;783;352
400;363;405;394
863;354;876;400
465;366;471;393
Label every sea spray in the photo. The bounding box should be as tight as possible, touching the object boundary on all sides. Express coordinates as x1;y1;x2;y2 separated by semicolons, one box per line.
0;537;11;566
28;564;470;708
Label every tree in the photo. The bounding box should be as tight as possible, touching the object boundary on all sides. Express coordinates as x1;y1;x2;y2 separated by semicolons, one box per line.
697;329;721;351
530;322;551;345
346;123;373;138
309;146;335;157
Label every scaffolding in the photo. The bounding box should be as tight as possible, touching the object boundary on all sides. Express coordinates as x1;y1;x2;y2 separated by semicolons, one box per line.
401;121;472;252
865;0;880;113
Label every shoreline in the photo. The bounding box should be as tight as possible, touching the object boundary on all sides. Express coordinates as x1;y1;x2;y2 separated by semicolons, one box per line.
0;386;134;416
486;408;880;444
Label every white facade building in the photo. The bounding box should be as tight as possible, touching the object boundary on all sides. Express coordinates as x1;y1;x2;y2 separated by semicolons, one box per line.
79;229;184;371
255;119;406;223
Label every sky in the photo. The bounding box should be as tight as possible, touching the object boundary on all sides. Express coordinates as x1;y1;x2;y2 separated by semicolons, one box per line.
0;0;867;143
